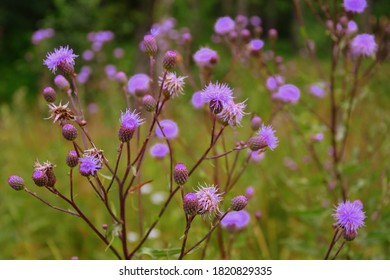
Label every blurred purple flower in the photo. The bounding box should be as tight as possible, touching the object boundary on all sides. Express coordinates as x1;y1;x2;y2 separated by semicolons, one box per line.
221;210;250;231
191;91;205;108
347;20;358;34
193;47;219;68
105;64;117;79
250;16;262;27
32;28;54;45
248;39;264;52
250;150;265;163
43;46;78;74
283;157;298;171
350;33;377;57
266;75;284;91
311;132;324;142
113;47;124;58
214;16;236;35
77;66;92;84
82;50;94;61
245;186;255;198
155;119;179;139
343;0;367;13
127;73;150;96
150;143;169;158
273;84;300;104
309;83;326;98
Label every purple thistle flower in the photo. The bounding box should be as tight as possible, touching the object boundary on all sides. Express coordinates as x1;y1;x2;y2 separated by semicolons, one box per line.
257;124;279;151
113;47;125;59
193;47;219;68
32;28;54;45
195;183;223;216
311;132;324;142
8;175;25;191
217;100;247;127
183;193;199;215
245;186;255;198
191;91;206;108
214;16;236;35
43;46;78;74
77;66;92;84
201;82;234;114
347;20;358;34
82;50;94;61
273;84;300;104
221;210;250;232
155;119;178;139
350;33;377;57
250;150;265;163
127;73;150;96
250;16;262;27
150;143;169;159
120;109;144;130
79;156;102;176
333;200;365;237
105;64;117;79
248;39;264;55
343;0;367;13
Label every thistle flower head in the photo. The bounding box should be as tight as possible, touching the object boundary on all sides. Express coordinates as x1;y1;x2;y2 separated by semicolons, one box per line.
42;87;56;103
193;47;219;68
217;100;247;127
350;33;377;57
163;50;177;70
257;124;279;151
173;163;188;185
143;34;158;57
266;75;285;91
201;82;234;114
43;46;78;75
248;39;264;56
32;170;48;187
79;156;102;177
47;102;76;124
159;72;186;98
183;193;199;216
333;200;366;239
230;195;248;211
195;183;223;217
221;210;250;232
54;75;70;91
273;84;300;104
66;150;79;168
191;91;206;109
120;109;144;130
214;16;236;35
309;83;326;98
343;0;367;13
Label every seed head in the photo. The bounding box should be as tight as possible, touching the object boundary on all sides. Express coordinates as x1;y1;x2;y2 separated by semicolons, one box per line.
183;193;199;216
8;175;25;191
47;102;76;124
230;195;248;211
173;163;188;185
62;123;78;141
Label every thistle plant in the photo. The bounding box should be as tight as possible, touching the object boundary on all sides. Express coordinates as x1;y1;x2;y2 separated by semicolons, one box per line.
6;1;388;260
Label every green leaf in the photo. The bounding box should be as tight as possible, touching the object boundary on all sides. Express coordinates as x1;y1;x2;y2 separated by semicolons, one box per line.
136;247;182;259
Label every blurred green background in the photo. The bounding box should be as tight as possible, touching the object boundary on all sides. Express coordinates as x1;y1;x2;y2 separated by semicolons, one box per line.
1;0;390;259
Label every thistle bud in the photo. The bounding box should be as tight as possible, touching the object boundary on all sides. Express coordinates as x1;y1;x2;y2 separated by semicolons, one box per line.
142;94;157;112
231;195;248;211
32;170;48;187
62;124;78;141
143;35;158;57
183;193;199;216
66;150;79;168
250;115;262;131
163;50;177;70
42;87;56;103
8;175;25;191
247;136;267;151
118;125;135;143
45;169;56;188
173;163;188;185
54;75;70;92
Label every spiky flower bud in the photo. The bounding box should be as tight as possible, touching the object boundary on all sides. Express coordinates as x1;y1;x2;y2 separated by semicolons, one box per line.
143;35;158;57
118;125;135;142
8;175;25;191
250;115;262;131
32;170;48;187
42;87;56;103
142;94;157;112
66;150;79;168
209;99;224;114
45;169;56;188
344;230;357;241
62;123;78;141
247;136;267;151
174;163;188;185
231;195;248;211
163;50;177;70
183;193;199;216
